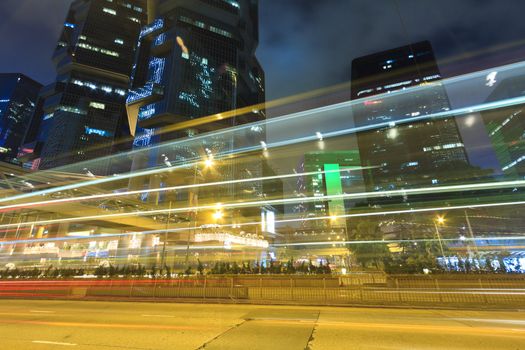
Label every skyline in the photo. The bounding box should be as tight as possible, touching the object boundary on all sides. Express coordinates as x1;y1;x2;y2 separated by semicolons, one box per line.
1;0;525;101
1;0;525;171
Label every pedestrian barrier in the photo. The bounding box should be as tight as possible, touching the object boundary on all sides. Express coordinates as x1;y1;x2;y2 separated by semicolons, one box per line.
0;275;524;309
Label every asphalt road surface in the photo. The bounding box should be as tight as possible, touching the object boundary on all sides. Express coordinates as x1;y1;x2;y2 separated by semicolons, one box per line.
0;300;523;349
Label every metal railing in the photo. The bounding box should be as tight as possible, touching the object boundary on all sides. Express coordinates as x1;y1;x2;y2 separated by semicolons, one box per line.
1;274;524;309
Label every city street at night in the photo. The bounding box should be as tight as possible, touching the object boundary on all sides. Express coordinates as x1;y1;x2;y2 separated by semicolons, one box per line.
1;0;525;348
0;300;523;350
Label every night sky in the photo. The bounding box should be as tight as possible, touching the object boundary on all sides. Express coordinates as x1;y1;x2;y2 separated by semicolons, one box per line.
1;0;525;168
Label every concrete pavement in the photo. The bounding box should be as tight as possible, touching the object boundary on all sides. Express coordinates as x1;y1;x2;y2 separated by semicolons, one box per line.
0;300;523;349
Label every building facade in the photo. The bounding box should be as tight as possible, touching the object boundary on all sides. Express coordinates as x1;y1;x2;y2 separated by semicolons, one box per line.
127;0;264;146
26;0;147;170
0;74;42;164
481;74;525;178
125;0;265;205
296;150;364;230
351;41;469;192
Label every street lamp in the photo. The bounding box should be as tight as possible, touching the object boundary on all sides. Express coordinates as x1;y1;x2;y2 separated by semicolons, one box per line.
212;210;223;220
433;216;446;258
204;157;214;168
185;155;215;266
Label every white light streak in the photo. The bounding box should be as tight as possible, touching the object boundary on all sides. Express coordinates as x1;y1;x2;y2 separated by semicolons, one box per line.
4;80;525;204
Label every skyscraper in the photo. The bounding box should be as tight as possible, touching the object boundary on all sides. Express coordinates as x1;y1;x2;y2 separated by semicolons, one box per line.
0;73;42;164
31;0;147;170
351;41;469;192
125;0;266;209
126;0;265;146
299;151;364;229
481;74;525;178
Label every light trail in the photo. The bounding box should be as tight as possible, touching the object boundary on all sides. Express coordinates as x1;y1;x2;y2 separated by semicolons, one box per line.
2;85;525;204
270;235;525;248
258;319;525;338
0;170;520;213
0;179;523;229
0;167;368;212
0;211;524;250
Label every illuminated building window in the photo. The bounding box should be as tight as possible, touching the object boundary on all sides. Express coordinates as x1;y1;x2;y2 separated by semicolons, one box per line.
423;143;464;152
103;8;117;15
140;19;164;38
89;102;106;110
489;110;522;136
179;92;200;108
71;79;125;96
58;105;87;115
139;104;156;120
85;126;112;137
209;25;233;38
502;155;525;171
77;42;120;57
224;0;240;8
179;16;233;38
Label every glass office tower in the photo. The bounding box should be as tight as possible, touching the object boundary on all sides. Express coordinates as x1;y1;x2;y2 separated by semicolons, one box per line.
127;0;264;144
30;0;147;171
125;0;266;207
351;41;469;192
482;74;525;178
0;73;42;164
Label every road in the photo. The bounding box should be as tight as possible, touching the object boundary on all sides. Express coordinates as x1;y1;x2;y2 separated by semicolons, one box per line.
0;300;523;349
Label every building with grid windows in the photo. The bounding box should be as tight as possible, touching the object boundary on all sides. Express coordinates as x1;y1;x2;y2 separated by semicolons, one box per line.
126;0;265;147
351;41;470;192
125;0;266;208
481;74;525;178
25;0;147;170
0;74;42;165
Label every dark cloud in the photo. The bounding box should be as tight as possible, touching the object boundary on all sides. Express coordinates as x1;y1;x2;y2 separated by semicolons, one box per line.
0;0;72;83
258;0;525;99
1;0;524;99
0;0;522;170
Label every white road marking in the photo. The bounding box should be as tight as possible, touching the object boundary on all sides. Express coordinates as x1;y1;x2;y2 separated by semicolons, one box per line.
32;340;77;346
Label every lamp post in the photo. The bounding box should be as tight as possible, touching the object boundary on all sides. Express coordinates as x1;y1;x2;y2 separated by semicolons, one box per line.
184;156;215;267
433;216;446;258
159;200;171;269
464;209;479;258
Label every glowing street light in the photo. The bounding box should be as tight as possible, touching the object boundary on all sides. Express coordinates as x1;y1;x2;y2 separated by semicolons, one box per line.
436;216;445;225
204;157;214;168
212;210;223;220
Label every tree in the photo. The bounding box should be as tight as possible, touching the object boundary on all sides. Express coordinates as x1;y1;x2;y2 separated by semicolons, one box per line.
150;264;157;278
211;262;220;274
197;260;204;275
232;262;240;274
285;259;296;274
351;221;390;270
